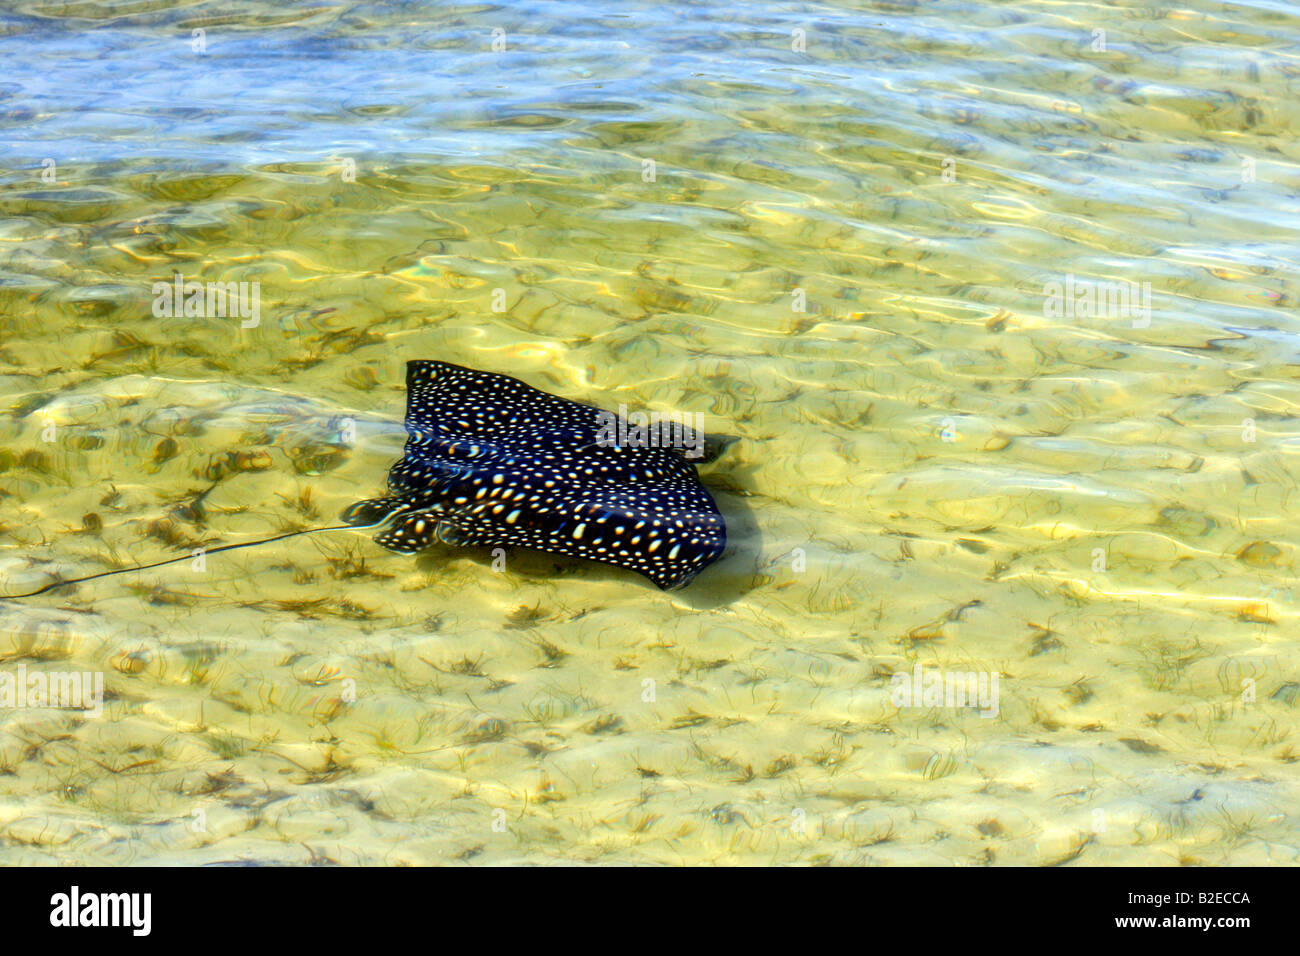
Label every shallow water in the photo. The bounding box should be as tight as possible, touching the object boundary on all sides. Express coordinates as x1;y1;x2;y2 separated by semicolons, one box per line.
1;0;1298;865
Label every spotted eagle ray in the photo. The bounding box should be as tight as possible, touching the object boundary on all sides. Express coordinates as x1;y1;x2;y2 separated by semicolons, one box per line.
3;360;727;598
340;360;727;590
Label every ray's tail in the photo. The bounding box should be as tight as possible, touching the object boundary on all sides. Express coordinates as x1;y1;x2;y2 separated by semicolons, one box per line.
1;521;379;600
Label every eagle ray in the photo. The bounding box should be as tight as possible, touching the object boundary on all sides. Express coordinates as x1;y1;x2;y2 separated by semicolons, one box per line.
341;360;727;590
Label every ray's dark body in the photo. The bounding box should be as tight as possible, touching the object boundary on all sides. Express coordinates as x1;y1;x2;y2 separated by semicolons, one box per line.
342;360;727;590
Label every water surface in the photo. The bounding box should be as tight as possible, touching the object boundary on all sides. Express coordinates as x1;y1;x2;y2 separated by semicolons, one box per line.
1;0;1298;864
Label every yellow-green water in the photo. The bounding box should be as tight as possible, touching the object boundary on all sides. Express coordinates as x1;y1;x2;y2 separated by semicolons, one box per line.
1;0;1298;865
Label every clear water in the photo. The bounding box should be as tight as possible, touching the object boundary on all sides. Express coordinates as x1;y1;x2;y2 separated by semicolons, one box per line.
0;0;1298;864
